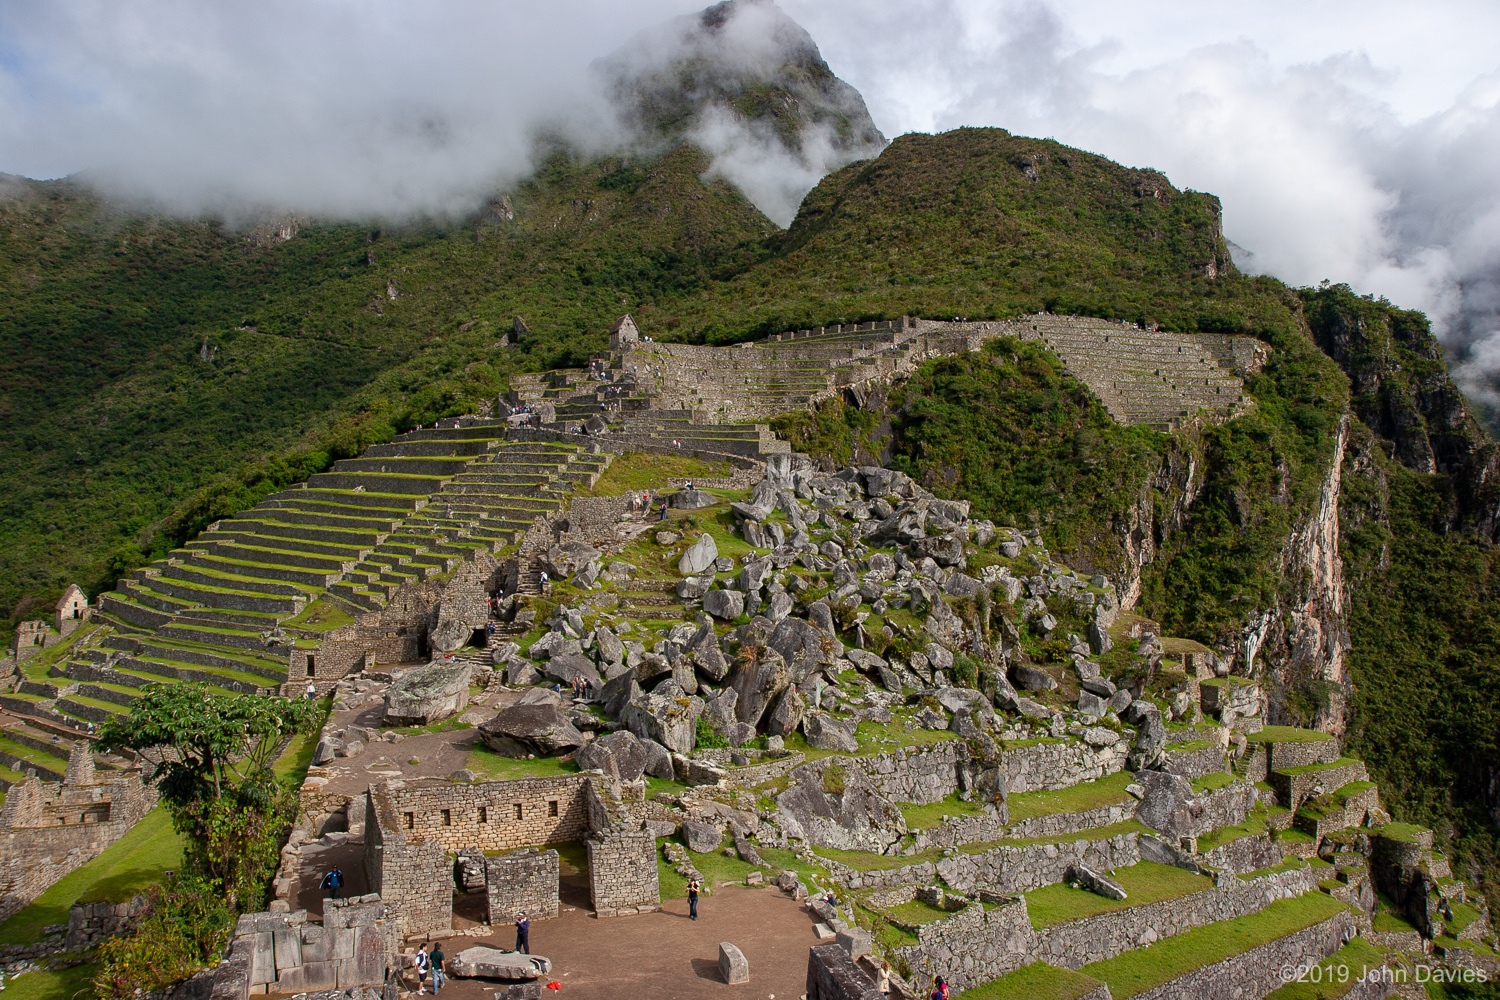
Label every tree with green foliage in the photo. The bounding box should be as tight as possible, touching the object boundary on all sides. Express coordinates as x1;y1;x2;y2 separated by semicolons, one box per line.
97;685;318;909
91;873;236;998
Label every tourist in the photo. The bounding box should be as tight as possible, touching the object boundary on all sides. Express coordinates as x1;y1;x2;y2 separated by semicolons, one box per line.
305;681;317;700
688;878;701;920
320;866;343;899
876;960;891;999
930;975;949;1000
430;942;446;994
515;911;530;954
659;502;668;522
414;943;430;994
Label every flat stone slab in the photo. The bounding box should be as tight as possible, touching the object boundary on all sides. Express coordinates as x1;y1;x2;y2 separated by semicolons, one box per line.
448;946;553;980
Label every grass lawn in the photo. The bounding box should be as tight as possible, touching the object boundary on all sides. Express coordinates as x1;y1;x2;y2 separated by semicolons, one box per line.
575;452;733;497
3;960;99;1000
1081;893;1353;998
18;624;98;683
1191;771;1234;793
282;598;356;632
902;793;991;830
1005;771;1135;823
1025;861;1214;929
1195;810;1268;852
885;897;955;928
1263;936;1386;999
0;808;183;946
960;818;1150;854
466;745;581;781
957;961;1110;1000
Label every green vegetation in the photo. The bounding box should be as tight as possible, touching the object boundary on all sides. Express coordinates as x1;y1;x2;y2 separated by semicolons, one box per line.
1025;862;1213;929
0;807;183;946
885;897;955;927
957;962;1109;1000
1262;936;1386;1000
901;793;991;830
1005;771;1135;823
467;745;581;781
1081;893;1352;997
576;452;732;497
3;961;100;1000
1192;771;1235;793
1246;726;1336;744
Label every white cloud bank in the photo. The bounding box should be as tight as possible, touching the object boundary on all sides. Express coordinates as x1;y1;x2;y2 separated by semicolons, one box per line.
3;0;1500;401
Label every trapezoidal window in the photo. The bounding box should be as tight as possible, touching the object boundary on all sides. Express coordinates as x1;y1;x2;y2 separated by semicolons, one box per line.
513;803;523;820
548;800;559;817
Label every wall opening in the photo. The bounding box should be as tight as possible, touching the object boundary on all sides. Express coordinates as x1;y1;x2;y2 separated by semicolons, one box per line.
404;812;414;829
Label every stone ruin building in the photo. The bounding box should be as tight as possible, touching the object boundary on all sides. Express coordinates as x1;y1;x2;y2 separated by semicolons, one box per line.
0;742;154;924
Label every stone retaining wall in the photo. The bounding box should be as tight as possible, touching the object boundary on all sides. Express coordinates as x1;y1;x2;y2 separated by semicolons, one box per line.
1129;910;1358;1000
64;896;148;950
1200;831;1284;874
1035;864;1321;969
856;743;967;805
1000;801;1139;843
936;830;1142;895
997;740;1126;794
807;942;884;1000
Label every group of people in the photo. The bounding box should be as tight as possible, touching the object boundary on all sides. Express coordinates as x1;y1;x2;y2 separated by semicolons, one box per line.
568;676;595;700
411;941;446;994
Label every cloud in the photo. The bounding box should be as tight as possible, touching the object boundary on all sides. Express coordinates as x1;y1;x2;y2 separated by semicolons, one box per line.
785;0;1500;404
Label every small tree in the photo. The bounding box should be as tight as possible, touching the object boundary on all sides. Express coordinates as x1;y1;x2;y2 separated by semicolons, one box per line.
98;684;317;908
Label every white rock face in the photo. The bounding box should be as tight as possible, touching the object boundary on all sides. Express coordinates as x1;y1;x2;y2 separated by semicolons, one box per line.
679;532;719;575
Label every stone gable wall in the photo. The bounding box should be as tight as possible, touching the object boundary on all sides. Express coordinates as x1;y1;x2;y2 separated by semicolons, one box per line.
586;829;659;917
485;848;560;923
363;787;453;938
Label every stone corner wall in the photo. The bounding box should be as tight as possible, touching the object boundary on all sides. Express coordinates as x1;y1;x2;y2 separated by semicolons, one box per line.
362;787;452;939
586;828;660;917
486;848;561;923
807;943;883;1000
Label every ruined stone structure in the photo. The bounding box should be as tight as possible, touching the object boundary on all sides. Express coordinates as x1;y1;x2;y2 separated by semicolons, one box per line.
0;743;155;923
54;584;91;636
217;895;397;995
362;772;659;935
9;619;59;663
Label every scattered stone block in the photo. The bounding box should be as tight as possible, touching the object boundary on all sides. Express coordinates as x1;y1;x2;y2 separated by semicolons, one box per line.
718;941;750;984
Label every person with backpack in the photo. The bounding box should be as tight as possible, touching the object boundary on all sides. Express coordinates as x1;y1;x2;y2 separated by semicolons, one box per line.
320;866;343;900
515;911;530;954
430;942;446;994
414;943;430;995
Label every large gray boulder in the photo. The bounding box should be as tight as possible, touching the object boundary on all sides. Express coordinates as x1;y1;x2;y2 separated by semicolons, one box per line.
544;541;600;579
622;692;705;754
673;489;717;509
679;533;719;575
574;729;648;782
802;711;858;751
703;588;745;620
682;819;723;853
478;703;586;757
729;648;789;727
541;653;601;690
447;947;552;979
769;616;835;683
764;686;806;739
775;762;905;853
641;738;675;779
383;662;472;726
430;617;474;654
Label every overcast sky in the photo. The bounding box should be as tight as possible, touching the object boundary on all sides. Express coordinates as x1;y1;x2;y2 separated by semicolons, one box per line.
2;0;1499;400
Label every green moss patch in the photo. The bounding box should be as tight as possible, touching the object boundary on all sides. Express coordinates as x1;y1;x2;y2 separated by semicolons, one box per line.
1005;771;1135;823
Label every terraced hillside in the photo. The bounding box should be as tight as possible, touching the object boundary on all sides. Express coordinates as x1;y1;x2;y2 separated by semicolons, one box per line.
0;423;610;763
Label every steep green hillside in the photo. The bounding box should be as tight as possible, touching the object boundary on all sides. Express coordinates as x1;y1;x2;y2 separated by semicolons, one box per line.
0;146;774;623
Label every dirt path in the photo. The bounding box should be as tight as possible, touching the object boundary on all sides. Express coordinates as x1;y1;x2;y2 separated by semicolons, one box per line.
414;885;821;1000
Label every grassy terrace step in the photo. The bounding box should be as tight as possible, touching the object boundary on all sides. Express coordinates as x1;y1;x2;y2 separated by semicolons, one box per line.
179;554;338;589
187;539;354;572
199;529;372;561
134;577;304;616
159;622;276;652
105;635;286;678
1078;892;1353;998
305;471;450;494
175;607;282;630
330;455;474;477
158;562;313;597
121;656;276;692
267;488;421;514
955;962;1107;1000
1005;771;1137;825
214;518;387;548
0;735;68;778
362;439;497;458
1026;861;1215;929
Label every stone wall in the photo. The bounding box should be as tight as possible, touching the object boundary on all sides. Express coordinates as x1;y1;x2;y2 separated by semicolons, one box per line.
586;829;660;917
231;896;396;993
936;830;1142;895
486;848;560;923
997;740;1127;794
293;580;440;681
1001;801;1139;842
565;495;636;543
0;765;156;924
363;786;454;938
897;896;1034;992
377;775;592;854
431;551;500;653
1129;910;1358;1000
807;942;884;1000
1034;864;1321;969
855;743;966;805
64;896;148;950
1200;831;1284;874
